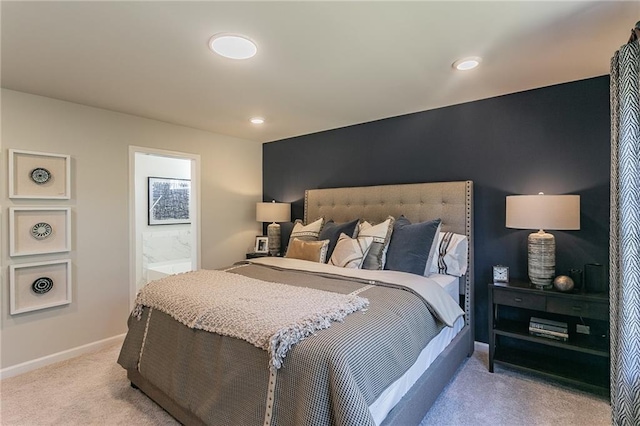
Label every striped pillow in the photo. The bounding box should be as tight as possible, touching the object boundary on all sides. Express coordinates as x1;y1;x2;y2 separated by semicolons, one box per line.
428;232;469;277
329;233;374;269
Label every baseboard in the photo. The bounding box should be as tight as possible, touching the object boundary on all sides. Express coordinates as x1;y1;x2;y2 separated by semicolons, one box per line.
474;341;489;353
0;333;126;380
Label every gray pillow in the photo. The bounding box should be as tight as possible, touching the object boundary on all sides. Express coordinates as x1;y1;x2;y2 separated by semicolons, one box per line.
318;218;360;262
358;216;395;270
384;216;441;275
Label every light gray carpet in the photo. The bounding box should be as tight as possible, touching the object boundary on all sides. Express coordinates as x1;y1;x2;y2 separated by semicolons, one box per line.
421;348;610;425
1;342;610;425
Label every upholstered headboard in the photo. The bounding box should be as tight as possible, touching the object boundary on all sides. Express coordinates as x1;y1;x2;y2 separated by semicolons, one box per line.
304;181;474;335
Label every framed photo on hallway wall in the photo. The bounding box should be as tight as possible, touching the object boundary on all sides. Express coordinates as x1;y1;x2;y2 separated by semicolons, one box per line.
148;177;191;225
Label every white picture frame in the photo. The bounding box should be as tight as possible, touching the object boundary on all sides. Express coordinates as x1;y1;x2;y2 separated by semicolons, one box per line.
255;236;269;253
9;149;71;199
10;259;72;315
9;207;72;256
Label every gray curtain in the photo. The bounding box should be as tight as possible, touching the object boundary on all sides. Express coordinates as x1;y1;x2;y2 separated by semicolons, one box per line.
610;30;640;425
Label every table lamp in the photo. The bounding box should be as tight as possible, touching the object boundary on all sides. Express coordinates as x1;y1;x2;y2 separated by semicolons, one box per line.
256;201;291;256
506;193;580;289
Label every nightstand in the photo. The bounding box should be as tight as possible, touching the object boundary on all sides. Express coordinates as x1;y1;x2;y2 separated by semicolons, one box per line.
246;252;269;259
488;281;609;395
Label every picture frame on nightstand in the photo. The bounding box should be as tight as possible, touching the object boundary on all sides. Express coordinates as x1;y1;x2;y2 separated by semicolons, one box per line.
255;236;269;254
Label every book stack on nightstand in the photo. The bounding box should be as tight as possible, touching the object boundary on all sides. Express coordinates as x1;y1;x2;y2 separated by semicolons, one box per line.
529;317;568;342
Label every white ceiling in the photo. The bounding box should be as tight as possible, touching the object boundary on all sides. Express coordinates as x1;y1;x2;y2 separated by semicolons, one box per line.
2;1;637;143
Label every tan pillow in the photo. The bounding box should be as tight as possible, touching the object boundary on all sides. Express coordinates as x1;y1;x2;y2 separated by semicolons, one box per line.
329;233;374;269
285;238;330;263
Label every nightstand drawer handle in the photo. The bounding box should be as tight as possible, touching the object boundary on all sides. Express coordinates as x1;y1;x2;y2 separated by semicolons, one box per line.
572;306;583;311
514;297;523;303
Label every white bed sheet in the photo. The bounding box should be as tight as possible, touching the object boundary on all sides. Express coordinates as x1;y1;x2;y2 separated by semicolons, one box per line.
429;273;460;301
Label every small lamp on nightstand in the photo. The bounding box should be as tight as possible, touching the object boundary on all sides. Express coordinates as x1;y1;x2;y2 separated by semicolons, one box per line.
257;201;291;256
506;193;580;289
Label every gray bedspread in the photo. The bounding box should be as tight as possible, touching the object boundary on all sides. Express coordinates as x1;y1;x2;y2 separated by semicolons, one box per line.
118;262;456;426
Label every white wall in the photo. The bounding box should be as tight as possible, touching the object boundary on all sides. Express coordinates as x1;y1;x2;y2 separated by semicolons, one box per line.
0;89;262;370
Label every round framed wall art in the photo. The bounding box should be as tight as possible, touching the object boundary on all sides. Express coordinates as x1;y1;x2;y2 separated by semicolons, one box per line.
32;277;54;294
30;167;52;185
31;222;53;240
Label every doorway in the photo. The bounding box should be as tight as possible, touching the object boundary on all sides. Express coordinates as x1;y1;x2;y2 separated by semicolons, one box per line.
128;146;201;308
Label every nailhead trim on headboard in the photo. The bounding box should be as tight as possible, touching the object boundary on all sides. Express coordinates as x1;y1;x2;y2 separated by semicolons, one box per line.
303;181;474;339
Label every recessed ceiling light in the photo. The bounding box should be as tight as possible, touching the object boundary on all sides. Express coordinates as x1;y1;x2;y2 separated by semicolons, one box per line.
453;57;482;71
250;117;265;125
209;33;257;60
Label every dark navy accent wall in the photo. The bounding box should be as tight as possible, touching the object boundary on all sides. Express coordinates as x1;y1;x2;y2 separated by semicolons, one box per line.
263;76;610;343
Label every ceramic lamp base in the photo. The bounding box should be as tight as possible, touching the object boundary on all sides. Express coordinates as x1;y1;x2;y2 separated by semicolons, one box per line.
267;223;281;256
528;230;555;289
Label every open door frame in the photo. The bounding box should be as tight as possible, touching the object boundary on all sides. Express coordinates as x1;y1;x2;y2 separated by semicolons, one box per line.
128;146;201;310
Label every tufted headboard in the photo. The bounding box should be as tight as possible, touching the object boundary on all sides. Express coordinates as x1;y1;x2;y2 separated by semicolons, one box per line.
304;181;474;336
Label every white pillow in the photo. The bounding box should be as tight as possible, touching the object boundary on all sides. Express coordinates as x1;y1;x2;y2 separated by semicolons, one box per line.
358;216;394;270
288;218;324;243
328;233;374;269
424;222;442;276
428;232;468;277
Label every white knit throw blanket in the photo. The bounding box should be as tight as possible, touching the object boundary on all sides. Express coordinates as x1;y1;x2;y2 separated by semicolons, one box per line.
133;270;369;370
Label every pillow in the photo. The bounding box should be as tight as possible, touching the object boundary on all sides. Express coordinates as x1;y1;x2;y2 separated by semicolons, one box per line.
318;218;360;262
279;221;295;253
358;216;395;270
328;233;374;269
384;216;441;275
288;218;324;245
428;232;469;277
424;221;442;275
285;238;330;263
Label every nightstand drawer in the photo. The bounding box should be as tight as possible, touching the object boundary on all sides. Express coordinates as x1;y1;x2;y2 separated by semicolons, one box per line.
493;289;546;310
546;297;609;320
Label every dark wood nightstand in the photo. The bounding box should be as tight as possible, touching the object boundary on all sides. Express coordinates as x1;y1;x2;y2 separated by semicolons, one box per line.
246;252;269;259
488;281;609;395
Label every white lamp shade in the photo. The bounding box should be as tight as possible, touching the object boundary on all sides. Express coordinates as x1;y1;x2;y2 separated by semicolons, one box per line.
506;195;580;230
256;202;291;223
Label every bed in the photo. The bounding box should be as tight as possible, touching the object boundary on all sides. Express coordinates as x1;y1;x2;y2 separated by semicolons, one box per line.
118;180;474;425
